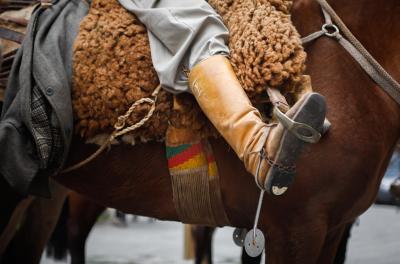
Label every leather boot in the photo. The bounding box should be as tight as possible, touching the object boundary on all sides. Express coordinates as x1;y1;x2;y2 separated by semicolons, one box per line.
189;55;326;195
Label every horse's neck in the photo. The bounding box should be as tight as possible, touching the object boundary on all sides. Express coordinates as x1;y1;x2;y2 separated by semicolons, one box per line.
292;0;400;129
292;0;400;144
296;0;400;79
330;0;400;79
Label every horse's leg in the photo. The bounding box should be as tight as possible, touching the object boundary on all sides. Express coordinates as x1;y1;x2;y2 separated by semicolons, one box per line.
192;226;215;264
67;192;106;264
114;211;127;226
314;223;354;264
1;182;67;264
0;175;24;235
333;222;354;264
317;222;354;264
265;219;327;264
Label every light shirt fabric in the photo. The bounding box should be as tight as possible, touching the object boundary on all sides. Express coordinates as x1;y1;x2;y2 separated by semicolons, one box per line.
118;0;230;94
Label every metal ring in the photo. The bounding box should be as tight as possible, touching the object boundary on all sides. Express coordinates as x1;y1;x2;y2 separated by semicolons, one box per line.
322;23;339;37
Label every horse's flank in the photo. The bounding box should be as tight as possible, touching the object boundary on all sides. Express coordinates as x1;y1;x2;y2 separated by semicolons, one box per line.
52;0;400;262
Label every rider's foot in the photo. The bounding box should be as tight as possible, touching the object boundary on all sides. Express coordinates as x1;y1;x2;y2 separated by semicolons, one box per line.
189;55;326;195
258;93;326;195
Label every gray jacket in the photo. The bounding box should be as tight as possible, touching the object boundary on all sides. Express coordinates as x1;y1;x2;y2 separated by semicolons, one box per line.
0;0;88;197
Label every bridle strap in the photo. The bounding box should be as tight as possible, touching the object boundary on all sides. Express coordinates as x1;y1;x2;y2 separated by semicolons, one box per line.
302;0;400;106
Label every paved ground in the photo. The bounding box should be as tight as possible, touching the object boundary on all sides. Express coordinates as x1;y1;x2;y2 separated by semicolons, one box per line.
41;204;400;264
345;205;400;264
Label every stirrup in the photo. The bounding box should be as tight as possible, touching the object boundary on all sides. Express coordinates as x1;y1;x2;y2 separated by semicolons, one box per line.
264;92;327;195
274;107;322;144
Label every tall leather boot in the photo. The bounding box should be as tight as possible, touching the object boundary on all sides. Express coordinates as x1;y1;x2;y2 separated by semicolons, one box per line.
189;55;326;195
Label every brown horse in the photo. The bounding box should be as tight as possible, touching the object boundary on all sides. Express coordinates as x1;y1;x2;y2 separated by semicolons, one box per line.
58;0;400;262
1;0;400;263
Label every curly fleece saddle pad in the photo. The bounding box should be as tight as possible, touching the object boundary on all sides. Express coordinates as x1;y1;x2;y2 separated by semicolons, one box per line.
72;0;306;141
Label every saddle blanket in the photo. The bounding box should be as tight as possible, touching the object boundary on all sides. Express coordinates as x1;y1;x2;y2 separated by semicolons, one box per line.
72;0;307;141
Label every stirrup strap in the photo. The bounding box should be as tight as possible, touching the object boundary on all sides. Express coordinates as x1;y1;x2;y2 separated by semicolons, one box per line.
267;88;290;113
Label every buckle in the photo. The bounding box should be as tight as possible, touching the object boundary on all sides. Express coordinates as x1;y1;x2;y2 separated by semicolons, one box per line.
274;107;321;144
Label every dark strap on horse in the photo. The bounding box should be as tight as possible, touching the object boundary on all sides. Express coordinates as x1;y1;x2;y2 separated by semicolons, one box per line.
0;27;25;43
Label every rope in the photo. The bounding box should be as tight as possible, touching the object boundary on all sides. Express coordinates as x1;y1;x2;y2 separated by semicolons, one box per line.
62;84;162;174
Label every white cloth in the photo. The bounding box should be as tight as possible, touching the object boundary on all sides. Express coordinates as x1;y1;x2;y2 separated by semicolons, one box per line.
118;0;230;93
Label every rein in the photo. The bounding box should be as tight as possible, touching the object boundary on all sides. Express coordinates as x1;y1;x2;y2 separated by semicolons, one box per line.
302;0;400;105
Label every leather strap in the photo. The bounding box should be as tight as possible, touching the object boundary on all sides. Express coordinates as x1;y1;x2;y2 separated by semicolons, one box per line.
266;87;290;113
302;0;400;105
1;49;18;71
0;27;25;43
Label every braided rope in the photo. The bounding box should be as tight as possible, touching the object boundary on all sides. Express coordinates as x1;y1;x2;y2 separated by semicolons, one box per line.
62;85;162;174
113;85;162;137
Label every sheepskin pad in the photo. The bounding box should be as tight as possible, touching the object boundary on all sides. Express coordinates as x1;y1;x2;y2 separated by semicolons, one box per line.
72;0;306;140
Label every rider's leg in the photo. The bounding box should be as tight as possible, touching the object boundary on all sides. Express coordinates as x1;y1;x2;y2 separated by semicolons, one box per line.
119;1;327;194
189;55;326;194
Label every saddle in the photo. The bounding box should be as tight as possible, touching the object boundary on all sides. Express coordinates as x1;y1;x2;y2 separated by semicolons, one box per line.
72;0;309;142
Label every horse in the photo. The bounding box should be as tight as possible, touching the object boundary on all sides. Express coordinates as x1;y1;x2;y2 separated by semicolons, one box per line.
1;0;399;263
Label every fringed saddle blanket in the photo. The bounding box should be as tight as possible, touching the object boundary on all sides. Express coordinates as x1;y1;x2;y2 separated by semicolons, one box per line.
167;138;230;226
72;0;307;141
